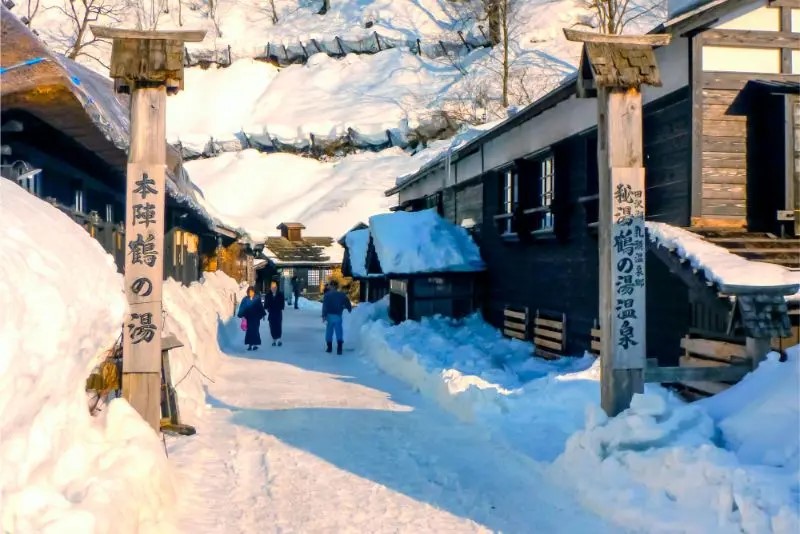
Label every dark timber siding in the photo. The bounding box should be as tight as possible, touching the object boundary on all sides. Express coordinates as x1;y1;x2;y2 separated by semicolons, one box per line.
644;86;692;225
698;69;800;222
701;87;747;218
477;89;692;365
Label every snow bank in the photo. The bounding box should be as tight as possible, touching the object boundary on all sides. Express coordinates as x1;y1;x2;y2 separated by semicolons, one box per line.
161;272;241;417
185;148;423;240
647;222;800;300
699;347;800;470
368;209;485;274
0;180;175;533
553;393;800;534
344;228;371;277
297;297;324;312
357;307;608;459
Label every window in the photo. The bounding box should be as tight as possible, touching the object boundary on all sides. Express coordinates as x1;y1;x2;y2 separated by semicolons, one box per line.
105;204;114;223
498;168;518;234
537;156;554;230
74;189;85;213
308;269;320;287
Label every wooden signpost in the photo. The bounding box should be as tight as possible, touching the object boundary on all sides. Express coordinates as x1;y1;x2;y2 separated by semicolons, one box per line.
91;26;206;432
564;29;670;416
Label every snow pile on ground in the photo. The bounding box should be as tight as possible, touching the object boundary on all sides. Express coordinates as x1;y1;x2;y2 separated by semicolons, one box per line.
297;297;324;311
185;148;425;239
552;390;800;533
647;222;800;299
357;307;606;459
161;273;242;417
368;209;485;274
0;180;175;533
700;347;800;470
344;228;371;277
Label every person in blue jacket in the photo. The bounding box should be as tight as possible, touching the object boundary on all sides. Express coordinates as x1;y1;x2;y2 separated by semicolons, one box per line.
237;286;266;351
264;280;286;346
321;280;352;355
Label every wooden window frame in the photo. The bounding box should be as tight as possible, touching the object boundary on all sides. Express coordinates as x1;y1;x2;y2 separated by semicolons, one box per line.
521;152;556;237
494;167;518;237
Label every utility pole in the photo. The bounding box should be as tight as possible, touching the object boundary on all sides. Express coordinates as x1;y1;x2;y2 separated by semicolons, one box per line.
563;29;670;416
91;26;206;432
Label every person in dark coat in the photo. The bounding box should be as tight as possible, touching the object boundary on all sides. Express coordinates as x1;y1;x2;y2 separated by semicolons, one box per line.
291;275;301;310
264;280;286;346
321;280;352;355
237;286;266;351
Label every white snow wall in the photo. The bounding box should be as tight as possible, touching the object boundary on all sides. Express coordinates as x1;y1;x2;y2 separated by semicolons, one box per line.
0;180;176;533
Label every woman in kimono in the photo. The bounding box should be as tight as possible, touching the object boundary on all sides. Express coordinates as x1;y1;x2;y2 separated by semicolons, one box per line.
238;286;266;351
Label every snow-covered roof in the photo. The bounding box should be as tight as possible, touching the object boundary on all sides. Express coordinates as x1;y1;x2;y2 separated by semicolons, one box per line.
367;209;485;275
344;228;371;278
262;236;343;267
647;222;800;300
0;9;215;228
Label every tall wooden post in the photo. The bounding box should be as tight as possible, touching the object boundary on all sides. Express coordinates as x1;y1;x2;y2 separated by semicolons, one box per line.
91;26;206;432
564;29;671;416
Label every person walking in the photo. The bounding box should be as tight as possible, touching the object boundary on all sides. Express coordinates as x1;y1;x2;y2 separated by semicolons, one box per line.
237;286;266;351
291;275;301;310
321;280;352;355
264;280;286;346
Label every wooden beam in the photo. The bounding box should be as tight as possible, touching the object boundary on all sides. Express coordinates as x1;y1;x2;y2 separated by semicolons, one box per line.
563;28;672;46
645;363;751;382
703;72;800;91
534;327;563;340
780;8;793;74
91;26;207;42
702;29;800;49
769;0;800;7
690;34;704;218
534;337;563;351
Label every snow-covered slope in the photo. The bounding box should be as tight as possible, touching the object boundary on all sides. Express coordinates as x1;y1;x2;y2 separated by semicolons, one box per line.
14;0;666;241
0;179;176;533
186;148;428;239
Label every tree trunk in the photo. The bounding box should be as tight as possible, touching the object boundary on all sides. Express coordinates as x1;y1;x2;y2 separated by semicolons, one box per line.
501;0;509;108
269;0;278;23
487;0;501;45
319;0;329;15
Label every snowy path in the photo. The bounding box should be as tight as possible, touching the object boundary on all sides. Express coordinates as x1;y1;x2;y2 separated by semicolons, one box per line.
169;308;616;533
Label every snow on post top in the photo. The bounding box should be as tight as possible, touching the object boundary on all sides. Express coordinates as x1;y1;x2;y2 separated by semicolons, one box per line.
368;209;485;275
344;228;371;278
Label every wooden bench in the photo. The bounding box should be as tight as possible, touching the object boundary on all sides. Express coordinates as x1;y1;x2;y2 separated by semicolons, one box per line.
589;320;601;357
533;310;566;359
502;306;529;340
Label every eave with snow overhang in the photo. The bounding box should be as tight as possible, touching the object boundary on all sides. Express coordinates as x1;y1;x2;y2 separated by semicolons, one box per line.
382;0;800;367
0;8;249;286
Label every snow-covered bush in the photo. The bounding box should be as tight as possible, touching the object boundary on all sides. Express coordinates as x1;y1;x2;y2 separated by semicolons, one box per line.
0;180;176;533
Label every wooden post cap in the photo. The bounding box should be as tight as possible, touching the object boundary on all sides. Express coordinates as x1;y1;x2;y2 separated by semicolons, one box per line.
89;26;207;95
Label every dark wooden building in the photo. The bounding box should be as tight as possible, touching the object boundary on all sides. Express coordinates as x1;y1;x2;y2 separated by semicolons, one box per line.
0;8;238;285
338;223;390;303
342;210;485;323
386;0;800;366
258;222;342;297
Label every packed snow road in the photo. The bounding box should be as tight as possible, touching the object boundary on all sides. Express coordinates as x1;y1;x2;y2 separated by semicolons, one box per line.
169;306;615;533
